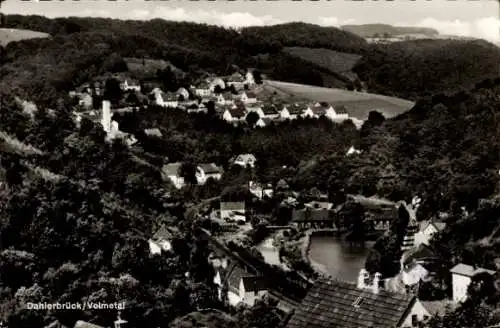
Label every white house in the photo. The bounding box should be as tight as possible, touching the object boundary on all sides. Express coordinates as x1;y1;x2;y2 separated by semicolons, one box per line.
148;226;174;255
249;181;274;200
223;107;246;123
226;72;246;90
286;269;432;328
255;118;267;128
101;100;112;133
217;92;234;106
281;103;307;120
209;77;226;92
244;71;255;86
326;105;350;121
176;87;190;100
121;78;141;92
196;163;223;185
450;263;495;303
232;154;257;168
301;106;316;119
346;146;362;156
215;264;268;307
151;89;178;108
162;163;185;189
240;91;257;104
194;81;212;97
414;221;446;247
402;262;431;286
220;201;246;222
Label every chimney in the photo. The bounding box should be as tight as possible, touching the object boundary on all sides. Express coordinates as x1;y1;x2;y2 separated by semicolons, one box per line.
357;269;368;289
372;272;382;294
101;100;111;133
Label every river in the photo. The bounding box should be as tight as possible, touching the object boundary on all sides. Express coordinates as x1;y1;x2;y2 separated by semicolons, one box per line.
308;235;374;281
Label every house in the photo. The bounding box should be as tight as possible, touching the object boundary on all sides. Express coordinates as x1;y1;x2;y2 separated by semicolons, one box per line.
196;163;223;184
301;105;317;119
281;103;307;120
240;91;257;104
144;128;163;138
232;154;257;168
286;270;431;328
209;77;226;92
292;207;333;229
414;220;447;247
120;78;141;92
244;70;255;87
259;104;280;119
346;145;362;156
194;81;212;97
148;226;174;255
162;163;185;189
402;262;433;287
176;87;190;100
326;104;350;121
226;72;246;89
249;181;274;199
153;90;178;108
214;263;268;307
255;117;272;128
450;263;495;303
220;201;246;222
223;107;246;123
217;92;235;106
276;179;290;191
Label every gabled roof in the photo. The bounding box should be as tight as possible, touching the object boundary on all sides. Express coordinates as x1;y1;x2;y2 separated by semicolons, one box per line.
286;278;415;328
162;163;182;176
198;163;223;175
227;264;250;289
227;107;246;118
227;72;245;82
235;153;256;163
261;104;279;115
276;179;289;189
153;225;174;241
402;244;437;266
144;128;163;137
245;91;257;98
221;201;245;212
421;221;447;232
334;105;348;114
241;276;267;292
287;103;308;115
450;263;496;277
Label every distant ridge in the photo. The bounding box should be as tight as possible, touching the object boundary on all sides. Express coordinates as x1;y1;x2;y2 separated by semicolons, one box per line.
0;28;50;46
341;24;439;38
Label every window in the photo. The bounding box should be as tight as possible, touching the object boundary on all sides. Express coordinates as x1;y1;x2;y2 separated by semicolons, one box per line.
411;315;418;327
352;296;364;308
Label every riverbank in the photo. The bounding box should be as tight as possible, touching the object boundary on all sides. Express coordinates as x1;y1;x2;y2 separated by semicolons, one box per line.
301;229;337;277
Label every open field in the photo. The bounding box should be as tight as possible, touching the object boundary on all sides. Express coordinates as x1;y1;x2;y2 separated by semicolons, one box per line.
263;80;415;120
283;47;362;80
0;28;50;46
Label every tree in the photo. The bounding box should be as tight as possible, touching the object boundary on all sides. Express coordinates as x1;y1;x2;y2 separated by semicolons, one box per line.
338;201;366;245
180;162;198;185
253;70;263;84
213;85;223;94
103;78;122;105
245;111;260;127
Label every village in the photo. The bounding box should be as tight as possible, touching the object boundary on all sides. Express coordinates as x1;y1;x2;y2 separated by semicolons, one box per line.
63;70;499;328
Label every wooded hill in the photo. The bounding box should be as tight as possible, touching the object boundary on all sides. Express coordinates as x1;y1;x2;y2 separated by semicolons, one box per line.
1;15;499;106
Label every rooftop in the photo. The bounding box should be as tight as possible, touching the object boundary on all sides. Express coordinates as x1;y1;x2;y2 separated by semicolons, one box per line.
221;201;245;212
162;163;182;177
198;163;223;175
292;208;332;222
450;263;496;277
241;276;268;292
286;278;415;328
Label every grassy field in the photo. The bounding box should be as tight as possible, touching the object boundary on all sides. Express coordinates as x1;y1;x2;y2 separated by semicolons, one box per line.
0;28;50;46
124;57;182;79
263;80;415;120
283;47;362;81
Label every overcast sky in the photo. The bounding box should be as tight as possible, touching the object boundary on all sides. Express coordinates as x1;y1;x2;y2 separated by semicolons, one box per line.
2;0;499;42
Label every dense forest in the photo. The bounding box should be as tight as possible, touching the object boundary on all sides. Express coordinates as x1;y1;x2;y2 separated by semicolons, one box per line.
1;15;500;105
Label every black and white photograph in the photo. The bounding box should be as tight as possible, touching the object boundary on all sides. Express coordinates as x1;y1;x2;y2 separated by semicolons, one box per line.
0;0;499;327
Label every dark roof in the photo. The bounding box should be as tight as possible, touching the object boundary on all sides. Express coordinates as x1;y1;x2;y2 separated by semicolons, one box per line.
198;163;223;175
334;105;348;114
242;276;268;292
276;179;289;189
286;278;415;328
292;208;332;222
246;91;257;98
162;163;182;176
227;264;250;289
402;244;437;266
287;103;308;115
228;107;246;118
261;104;279;115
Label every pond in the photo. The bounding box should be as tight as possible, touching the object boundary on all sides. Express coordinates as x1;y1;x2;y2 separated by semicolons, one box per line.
308;235;374;281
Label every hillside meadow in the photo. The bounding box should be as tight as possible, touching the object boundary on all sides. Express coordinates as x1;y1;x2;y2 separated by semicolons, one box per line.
263;80;415;120
0;28;50;46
